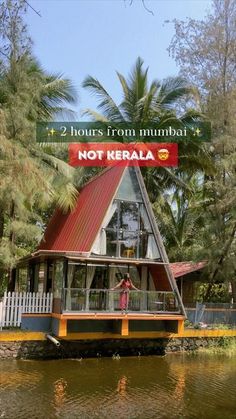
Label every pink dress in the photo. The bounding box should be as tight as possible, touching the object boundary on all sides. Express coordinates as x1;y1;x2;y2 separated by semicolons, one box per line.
119;279;132;310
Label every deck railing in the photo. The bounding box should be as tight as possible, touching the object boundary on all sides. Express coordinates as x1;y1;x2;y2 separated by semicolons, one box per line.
62;288;180;313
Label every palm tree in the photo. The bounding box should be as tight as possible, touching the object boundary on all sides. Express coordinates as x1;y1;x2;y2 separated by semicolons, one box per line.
152;174;204;261
82;57;213;197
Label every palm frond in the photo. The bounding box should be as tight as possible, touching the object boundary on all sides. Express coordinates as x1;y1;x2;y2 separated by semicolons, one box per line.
82;76;125;122
42;76;77;104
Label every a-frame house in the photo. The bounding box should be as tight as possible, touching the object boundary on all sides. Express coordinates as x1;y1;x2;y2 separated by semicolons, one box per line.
16;165;186;339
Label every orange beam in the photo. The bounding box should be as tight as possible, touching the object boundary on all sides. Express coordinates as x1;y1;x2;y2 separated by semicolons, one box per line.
121;319;129;336
58;319;67;337
62;329;236;340
178;319;184;334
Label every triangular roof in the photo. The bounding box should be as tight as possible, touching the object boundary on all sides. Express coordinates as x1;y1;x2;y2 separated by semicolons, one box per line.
37;164;186;315
38;165;125;252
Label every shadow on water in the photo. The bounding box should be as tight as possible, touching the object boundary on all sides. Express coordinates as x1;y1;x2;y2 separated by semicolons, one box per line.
15;338;168;361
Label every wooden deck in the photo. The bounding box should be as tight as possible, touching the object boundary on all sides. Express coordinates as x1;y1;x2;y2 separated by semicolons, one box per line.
53;312;185;321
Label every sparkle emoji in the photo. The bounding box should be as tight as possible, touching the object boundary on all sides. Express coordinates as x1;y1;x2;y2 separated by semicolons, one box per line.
46;127;56;137
157;148;169;161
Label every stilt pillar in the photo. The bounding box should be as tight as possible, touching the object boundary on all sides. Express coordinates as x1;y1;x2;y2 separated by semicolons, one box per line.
58;319;67;337
121;318;129;336
177;319;184;335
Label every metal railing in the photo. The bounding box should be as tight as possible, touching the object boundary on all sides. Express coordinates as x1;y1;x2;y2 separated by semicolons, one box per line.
62;288;180;313
185;302;236;326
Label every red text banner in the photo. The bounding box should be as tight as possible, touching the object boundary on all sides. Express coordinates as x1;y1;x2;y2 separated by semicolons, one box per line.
69;142;178;167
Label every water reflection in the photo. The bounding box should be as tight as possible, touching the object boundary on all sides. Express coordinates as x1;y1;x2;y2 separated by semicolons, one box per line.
117;375;128;396
0;354;235;419
54;378;68;408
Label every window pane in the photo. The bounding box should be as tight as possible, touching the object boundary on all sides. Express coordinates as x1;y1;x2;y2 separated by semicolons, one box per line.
16;268;28;292
129;266;141;288
145;234;161;259
71;265;86;288
53;261;64;298
120;230;138;258
105;229;117;257
139;230;149;258
120;201;139;231
116;167;143;202
91;266;109;289
140;204;152;232
106;207;118;229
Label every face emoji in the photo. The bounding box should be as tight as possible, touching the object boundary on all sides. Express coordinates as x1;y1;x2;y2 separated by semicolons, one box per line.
157;148;169;161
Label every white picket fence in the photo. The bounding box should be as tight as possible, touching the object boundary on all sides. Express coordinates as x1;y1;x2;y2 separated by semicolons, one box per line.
0;291;53;328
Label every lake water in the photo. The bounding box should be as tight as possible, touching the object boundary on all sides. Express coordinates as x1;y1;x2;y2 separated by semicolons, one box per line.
0;354;235;419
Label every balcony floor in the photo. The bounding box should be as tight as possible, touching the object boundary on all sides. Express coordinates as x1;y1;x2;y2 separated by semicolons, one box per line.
54;311;185;321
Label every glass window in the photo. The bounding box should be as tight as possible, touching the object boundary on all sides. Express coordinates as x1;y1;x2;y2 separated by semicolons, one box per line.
38;263;45;293
106;207;118;230
115;167;142;202
129;266;141;288
91;167;162;260
120;230;138;258
145;234;161;259
53;261;64;298
71;265;86;288
140;204;152;233
105;229;117;257
46;263;53;293
16;268;28;292
90;266;109;289
104;200;161;260
120;201;139;231
111;265;129;287
139;230;149;259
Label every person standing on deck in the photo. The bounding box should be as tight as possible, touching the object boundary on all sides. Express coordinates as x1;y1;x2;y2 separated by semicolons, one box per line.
111;273;139;311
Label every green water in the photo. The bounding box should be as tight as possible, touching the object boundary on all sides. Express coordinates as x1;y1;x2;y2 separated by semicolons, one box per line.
0;354;235;419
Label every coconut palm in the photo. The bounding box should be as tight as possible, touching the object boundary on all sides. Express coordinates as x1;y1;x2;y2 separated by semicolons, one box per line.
82;57;213;197
152;174;205;261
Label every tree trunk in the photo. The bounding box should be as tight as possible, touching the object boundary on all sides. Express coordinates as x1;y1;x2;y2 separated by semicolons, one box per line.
231;281;236;303
204;283;213;302
0;204;5;290
7;201;15;291
0;213;4;240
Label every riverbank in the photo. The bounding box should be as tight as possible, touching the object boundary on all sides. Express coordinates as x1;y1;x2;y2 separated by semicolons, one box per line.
0;329;236;359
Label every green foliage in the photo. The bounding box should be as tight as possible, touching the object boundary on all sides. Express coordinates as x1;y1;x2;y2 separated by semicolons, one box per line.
197;283;232;303
168;0;236;302
184;319;193;328
199;337;236;356
83;57;213;198
0;0;82;288
153;173;205;261
211;324;231;331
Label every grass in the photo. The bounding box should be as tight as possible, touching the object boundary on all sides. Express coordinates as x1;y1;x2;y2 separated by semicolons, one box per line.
198;337;236;356
184;320;235;330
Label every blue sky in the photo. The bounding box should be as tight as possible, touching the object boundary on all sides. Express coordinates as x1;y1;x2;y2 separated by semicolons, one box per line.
27;0;211;119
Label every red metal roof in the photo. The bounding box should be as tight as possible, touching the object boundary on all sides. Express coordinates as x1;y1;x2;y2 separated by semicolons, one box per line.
38;165;125;252
170;261;206;278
